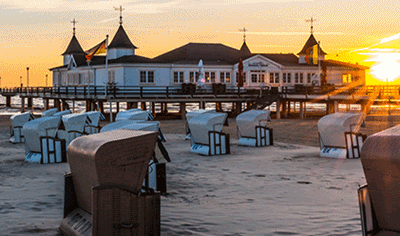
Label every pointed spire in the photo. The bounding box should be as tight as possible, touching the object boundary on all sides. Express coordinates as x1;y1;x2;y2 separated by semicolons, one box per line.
109;25;137;49
114;5;124;25
240;41;251;57
62;19;85;55
297;34;326;55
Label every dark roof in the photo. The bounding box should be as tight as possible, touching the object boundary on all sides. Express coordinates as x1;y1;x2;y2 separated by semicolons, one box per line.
62;35;86;56
153;43;243;64
323;59;369;70
240;42;252;57
108;25;137;49
297;34;327;55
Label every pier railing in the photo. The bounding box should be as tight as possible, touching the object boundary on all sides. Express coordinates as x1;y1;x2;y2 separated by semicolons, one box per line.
2;84;400;100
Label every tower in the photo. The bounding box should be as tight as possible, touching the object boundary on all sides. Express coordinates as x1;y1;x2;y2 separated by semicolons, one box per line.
107;6;137;60
298;18;327;64
62;19;86;65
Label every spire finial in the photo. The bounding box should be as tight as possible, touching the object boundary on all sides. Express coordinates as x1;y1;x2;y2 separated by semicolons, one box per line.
306;17;316;34
239;27;247;42
71;18;77;35
114;5;124;25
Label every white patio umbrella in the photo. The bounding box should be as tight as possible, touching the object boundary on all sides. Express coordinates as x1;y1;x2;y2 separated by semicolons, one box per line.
197;59;205;88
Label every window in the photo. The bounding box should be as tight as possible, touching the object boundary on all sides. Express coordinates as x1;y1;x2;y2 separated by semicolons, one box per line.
294;73;298;83
299;73;304;83
67;73;79;85
174;71;184;84
79;74;84;84
189;71;199;83
205;72;215;83
274;73;280;84
62;73;66;85
108;70;115;83
283;73;290;83
220;72;231;83
236;72;247;84
270;73;274;83
139;71;155;84
252;74;258;83
259;74;265;83
307;73;312;84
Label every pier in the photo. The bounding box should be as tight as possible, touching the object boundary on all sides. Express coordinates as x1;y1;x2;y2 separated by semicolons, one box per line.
1;84;399;120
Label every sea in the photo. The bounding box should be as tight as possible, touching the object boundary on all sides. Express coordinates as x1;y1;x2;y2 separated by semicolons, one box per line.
0;95;397;116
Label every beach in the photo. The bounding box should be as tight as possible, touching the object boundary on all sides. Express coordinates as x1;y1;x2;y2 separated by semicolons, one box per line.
0;114;399;235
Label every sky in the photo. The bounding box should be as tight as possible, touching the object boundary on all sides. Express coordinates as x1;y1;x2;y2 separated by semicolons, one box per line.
1;0;400;87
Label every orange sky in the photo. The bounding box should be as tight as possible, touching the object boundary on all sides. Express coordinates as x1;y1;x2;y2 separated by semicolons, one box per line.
1;0;400;87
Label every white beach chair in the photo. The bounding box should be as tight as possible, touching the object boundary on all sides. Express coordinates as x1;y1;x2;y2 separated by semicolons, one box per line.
57;113;88;147
41;108;58;117
188;112;229;156
23;116;66;164
84;111;105;134
236;109;273;147
53;110;72;117
101;121;170;193
317;112;366;158
185;109;216;139
358;125;400;235
9;111;35;143
115;108;154;121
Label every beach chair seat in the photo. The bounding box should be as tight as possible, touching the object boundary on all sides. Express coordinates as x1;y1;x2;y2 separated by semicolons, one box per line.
60;130;160;236
101;121;170;193
84;111;105;134
358;125;400;235
9;111;35;143
41;108;58;117
185;109;216;139
236;109;273;147
318;112;366;158
56;113;88;147
23;116;67;164
188;112;230;156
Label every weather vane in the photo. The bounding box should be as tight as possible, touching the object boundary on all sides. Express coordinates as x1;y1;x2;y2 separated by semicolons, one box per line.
71;18;77;35
239;27;248;42
306;17;316;34
114;5;124;25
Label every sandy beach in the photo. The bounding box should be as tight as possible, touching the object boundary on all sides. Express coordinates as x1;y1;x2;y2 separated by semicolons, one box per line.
0;114;399;235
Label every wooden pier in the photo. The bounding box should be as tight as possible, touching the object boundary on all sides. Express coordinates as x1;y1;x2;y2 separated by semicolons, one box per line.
1;84;398;120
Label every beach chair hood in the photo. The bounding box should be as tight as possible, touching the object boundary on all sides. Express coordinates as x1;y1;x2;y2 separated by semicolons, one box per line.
189;112;228;145
236;110;271;138
318;112;365;148
23;116;61;153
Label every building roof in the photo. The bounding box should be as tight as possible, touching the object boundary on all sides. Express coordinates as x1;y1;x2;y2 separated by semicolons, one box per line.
108;25;137;49
240;41;252;57
62;35;86;56
297;34;327;55
323;59;370;70
153;43;243;64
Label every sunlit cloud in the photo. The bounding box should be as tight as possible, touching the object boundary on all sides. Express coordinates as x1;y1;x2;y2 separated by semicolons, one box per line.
223;31;344;36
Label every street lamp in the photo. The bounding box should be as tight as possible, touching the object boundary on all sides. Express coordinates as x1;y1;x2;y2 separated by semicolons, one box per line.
46;74;48;87
26;67;30;87
20;76;22;87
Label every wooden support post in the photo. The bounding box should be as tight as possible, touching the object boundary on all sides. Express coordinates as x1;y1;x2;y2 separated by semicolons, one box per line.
21;97;25;113
141;102;147;110
110;101;113;122
86;100;90;112
116;102;120;113
287;101;291;114
282;100;287;118
304;102;307;118
334;101;339;113
163;103;168;113
200;101;205;109
72;100;75;113
6;96;11;108
151;102;156;118
276;99;281;120
27;98;33;109
99;101;104;113
236;102;242;113
216;102;222;112
44;99;49;110
180;102;186;120
300;102;304;119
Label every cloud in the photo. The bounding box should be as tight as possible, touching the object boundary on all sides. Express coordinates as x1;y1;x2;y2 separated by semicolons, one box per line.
223;31;344;36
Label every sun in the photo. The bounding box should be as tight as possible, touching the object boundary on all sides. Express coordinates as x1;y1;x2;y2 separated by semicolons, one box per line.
365;50;400;83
